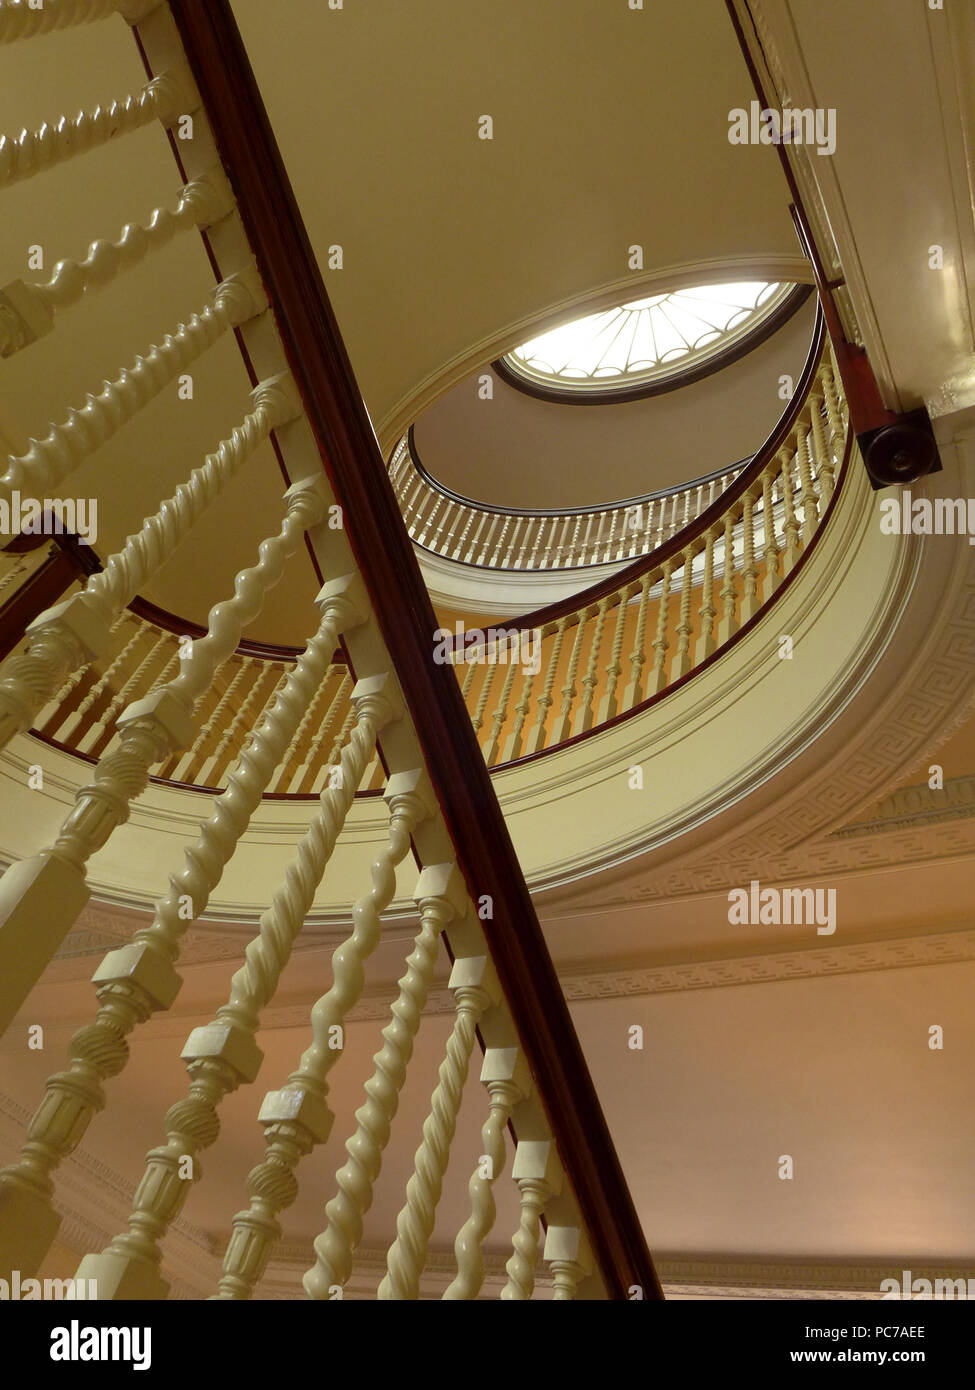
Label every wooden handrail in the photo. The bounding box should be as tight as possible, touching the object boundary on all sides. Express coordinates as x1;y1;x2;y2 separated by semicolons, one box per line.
168;0;662;1300
453;305;826;639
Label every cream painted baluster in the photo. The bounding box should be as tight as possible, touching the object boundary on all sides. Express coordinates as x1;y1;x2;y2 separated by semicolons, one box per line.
795;423;819;542
303;864;468;1300
267;661;334;793
79;683;408;1301
501;660;536;763
501;1141;563;1300
450;507;476;564
1;267;264;490
694;529;717;665
36;611;129;733
1;169;234;355
0;371;298;752
649;559;674;694
572;597;609;736
489;516;511;568
482;658;518;766
622;572;652;710
716;510;738;644
597;589;628;723
544;1226;594;1300
213;763;436;1303
442;1047;531;1300
739;489;760;624
195;663;283;788
0;0;158;44
470;661;496;740
670;547;695;680
0;586;362;1280
808;388;835;505
465;512;490;565
549;615;586;745
503;516;525;568
378;952;502;1300
288;670;352;794
53;620;148;742
170;657;257;783
0;477;327;1040
77;630;173;754
821;366;846;476
0;551;28;600
524;617;566;755
761;467;781;601
551;516;571;568
779;446;802;574
315;698;357;793
0;66;194;187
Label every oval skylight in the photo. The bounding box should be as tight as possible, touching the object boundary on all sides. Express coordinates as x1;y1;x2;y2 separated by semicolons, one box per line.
501;281;796;398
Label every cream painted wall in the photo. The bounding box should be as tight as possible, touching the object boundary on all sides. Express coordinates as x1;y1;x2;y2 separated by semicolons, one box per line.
412;297;817;509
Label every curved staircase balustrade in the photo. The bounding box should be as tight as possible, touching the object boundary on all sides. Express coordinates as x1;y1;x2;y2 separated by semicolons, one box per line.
392;425;750;571
441;311;853;768
0;0;663;1300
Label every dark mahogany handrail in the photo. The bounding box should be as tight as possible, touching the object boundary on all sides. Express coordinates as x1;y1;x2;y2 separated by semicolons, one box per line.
168;0;661;1300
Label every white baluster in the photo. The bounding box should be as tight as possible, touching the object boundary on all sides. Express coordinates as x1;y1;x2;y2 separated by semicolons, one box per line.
377;954;501;1300
443;1047;531;1299
303;863;468;1299
544;1226;594;1300
501;1141;563;1300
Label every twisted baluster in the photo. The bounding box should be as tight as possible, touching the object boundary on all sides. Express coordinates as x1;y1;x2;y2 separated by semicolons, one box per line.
470;661;496;737
622;574;652;710
598;589;629;723
482;659;518;766
79;682;405;1301
267;660;333;792
795;423;819;541
649;559;674;694
378;955;501;1300
0;0;142;45
501;1141;563;1300
87;374;299;625
0;595;361;1280
808;389;835;505
501;664;536;762
196;664;284;788
779;446;802;573
37;611;129;733
0;68;192;187
50;618;145;742
694;528;718;664
525;617;566;754
670;547;695;680
717;510;738;643
77;630;171;753
33;170;232;321
0;482;327;1046
761;466;781;600
572;597;609;735
1;270;264;499
286;669;351;793
0;552;27;600
740;489;761;622
549;615;586;745
443;1048;531;1299
303;865;467;1299
215;760;441;1304
169;657;255;782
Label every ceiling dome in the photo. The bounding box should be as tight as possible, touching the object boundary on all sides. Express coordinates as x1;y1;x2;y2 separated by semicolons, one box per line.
499;280;800;400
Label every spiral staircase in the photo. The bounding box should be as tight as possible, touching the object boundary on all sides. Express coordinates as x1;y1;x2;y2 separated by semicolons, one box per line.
0;0;974;1303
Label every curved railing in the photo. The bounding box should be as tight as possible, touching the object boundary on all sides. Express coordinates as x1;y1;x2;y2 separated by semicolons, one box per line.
445;311;851;767
391;427;749;571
